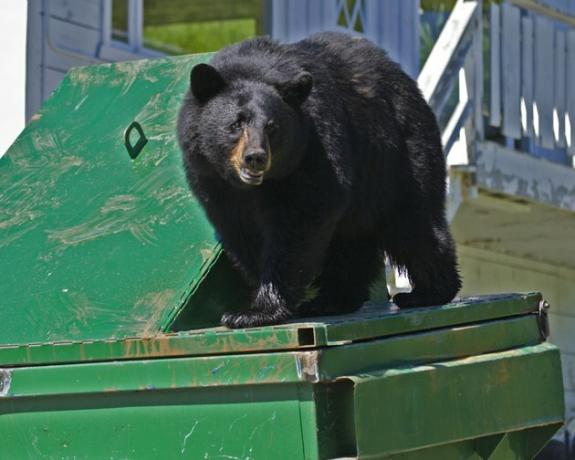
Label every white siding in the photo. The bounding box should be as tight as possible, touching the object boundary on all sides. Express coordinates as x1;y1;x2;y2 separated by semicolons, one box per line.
26;0;105;119
522;16;534;137
501;3;521;139
49;0;102;29
555;31;567;148
535;16;555;148
272;0;420;77
489;4;501;127
490;4;575;154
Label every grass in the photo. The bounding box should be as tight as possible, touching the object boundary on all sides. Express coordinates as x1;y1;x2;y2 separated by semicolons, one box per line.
143;18;257;55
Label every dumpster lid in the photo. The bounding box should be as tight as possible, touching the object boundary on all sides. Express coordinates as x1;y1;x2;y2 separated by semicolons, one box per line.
0;292;542;367
0;54;218;346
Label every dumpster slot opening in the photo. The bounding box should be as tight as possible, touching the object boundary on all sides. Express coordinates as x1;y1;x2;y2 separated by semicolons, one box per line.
297;328;316;347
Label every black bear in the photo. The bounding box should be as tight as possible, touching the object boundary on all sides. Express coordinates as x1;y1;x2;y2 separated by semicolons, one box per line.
177;32;461;329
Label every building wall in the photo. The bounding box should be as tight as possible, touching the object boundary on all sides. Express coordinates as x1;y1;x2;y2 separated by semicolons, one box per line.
26;0;107;120
458;244;575;429
0;2;27;157
271;0;420;78
25;0;420;120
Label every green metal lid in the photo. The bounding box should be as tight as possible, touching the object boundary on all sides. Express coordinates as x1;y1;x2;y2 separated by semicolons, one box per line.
0;292;542;367
0;54;218;346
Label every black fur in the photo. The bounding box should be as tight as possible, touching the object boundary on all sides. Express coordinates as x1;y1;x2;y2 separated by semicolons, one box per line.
177;32;461;328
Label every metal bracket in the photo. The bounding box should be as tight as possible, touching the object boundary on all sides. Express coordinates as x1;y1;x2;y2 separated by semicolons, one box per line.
0;369;12;397
124;121;148;159
537;300;550;340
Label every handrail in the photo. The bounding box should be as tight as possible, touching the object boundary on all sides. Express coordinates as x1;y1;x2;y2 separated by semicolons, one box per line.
511;0;575;27
418;0;479;115
418;0;483;159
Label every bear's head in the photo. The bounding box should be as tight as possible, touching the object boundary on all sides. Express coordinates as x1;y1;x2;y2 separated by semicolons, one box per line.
178;63;313;187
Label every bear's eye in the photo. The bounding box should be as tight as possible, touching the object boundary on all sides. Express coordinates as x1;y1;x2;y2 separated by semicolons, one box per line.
228;119;244;133
266;120;278;134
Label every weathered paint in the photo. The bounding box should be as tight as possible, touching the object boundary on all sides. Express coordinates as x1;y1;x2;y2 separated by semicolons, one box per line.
317;314;542;380
0;341;563;459
0;292;564;459
1;383;311;459
322;291;540;344
0;53;223;346
4;352;314;397
0;292;541;366
0;310;543;395
453;141;575;269
477;141;575;212
348;343;564;458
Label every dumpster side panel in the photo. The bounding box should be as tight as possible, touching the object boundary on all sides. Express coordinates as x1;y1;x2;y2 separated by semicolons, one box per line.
0;309;565;458
350;343;564;457
0;384;310;460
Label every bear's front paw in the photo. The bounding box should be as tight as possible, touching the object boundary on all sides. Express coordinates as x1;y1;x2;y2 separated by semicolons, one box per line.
221;308;292;329
221;282;294;328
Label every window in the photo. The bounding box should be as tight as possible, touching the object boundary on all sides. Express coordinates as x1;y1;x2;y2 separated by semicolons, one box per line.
336;0;367;34
112;0;129;43
109;0;267;56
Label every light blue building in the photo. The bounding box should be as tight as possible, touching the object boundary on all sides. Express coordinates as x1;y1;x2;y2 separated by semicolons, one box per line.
24;0;420;117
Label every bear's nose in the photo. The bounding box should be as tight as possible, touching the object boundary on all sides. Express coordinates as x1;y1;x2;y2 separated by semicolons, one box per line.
242;149;268;173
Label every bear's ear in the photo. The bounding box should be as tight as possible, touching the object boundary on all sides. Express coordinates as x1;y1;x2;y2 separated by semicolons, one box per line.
277;72;313;106
190;64;225;103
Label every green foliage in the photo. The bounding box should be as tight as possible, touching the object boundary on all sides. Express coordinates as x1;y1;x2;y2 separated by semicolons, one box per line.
144;18;257;55
420;12;449;66
420;0;457;13
142;0;263;25
111;0;264;53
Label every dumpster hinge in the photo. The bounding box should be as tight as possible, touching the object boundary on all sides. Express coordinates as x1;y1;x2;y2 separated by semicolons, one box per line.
537;300;550;341
0;369;12;397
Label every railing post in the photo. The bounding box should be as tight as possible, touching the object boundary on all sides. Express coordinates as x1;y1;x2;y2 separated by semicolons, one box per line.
473;0;484;143
463;0;484;164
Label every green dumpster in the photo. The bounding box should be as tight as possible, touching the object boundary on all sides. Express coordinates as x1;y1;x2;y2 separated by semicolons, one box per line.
0;54;564;459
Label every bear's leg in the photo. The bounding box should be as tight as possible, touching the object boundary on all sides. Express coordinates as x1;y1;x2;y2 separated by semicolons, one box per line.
221;221;338;328
298;236;384;318
386;215;461;308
